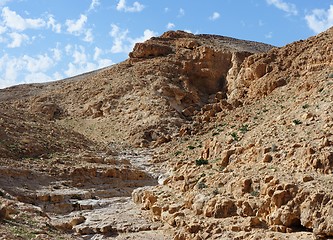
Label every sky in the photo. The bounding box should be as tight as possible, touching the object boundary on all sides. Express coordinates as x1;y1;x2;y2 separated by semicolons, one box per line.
0;0;333;89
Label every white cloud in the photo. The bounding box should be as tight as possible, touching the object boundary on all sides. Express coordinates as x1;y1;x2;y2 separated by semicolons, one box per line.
25;72;53;84
53;72;63;80
305;5;333;34
164;7;169;13
110;24;130;53
65;14;93;42
65;62;96;77
94;47;113;68
66;14;87;34
178;8;185;17
266;0;298;16
84;28;94;42
93;47;102;61
0;25;7;34
88;0;100;12
109;24;157;54
209;12;220;21
265;32;273;39
47;15;61;33
0;0;11;6
116;0;145;13
0;53;56;88
72;46;87;65
22;54;54;73
1;7;46;31
7;32;29;48
166;22;175;29
65;44;72;54
97;58;113;68
131;29;157;43
0;54;22;87
64;45;112;77
51;48;62;61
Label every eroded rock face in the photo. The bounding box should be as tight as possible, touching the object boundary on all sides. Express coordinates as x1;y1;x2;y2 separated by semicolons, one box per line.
129;43;173;58
128;30;273;116
228;27;333;104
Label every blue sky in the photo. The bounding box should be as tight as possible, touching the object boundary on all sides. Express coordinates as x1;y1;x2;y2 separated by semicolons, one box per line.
0;0;333;88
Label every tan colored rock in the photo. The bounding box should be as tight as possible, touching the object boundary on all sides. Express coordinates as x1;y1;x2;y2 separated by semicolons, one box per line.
219;149;235;167
130;42;173;58
263;153;273;163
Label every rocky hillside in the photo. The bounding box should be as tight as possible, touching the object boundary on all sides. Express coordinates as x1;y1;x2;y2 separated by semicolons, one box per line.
0;29;332;239
0;31;273;149
134;28;333;239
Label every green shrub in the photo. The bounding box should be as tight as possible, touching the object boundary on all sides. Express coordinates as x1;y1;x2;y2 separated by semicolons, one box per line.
187;145;196;150
195;159;208;166
174;151;182;156
230;132;239;141
239;124;249;133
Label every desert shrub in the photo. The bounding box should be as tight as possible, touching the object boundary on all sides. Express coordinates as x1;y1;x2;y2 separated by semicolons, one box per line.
196;159;208;166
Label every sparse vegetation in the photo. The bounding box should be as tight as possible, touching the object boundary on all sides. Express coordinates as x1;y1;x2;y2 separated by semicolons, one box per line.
196;159;209;166
239;124;249;133
302;104;310;109
174;151;182;156
230;132;239;141
197;181;207;189
293;119;302;125
250;190;259;197
187;145;196;150
212;189;219;195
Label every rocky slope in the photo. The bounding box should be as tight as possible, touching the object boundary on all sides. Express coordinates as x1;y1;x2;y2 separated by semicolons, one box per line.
0;29;332;239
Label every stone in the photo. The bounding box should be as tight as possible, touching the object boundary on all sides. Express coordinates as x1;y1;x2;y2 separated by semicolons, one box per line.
129;42;173;58
220;149;236;167
263;154;273;163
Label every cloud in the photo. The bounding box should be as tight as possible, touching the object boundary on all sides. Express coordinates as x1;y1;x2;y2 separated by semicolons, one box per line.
88;0;100;12
110;24;130;53
83;28;94;42
72;46;87;65
64;45;113;77
266;0;298;16
178;8;185;17
66;14;87;34
24;72;53;84
1;7;46;31
0;0;11;6
166;22;175;29
0;25;6;34
209;12;220;21
265;32;273;39
94;47;113;68
109;24;157;54
305;5;333;34
22;54;54;73
65;14;93;42
51;45;62;62
7;32;29;48
0;52;57;88
116;0;145;13
131;29;157;43
47;15;61;33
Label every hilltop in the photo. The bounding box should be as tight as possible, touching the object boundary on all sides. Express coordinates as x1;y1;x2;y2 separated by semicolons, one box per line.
0;29;332;239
